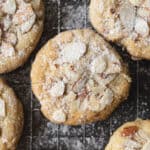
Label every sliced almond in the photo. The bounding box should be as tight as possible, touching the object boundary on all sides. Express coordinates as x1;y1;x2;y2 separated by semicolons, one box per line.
3;0;16;14
124;139;142;149
88;95;100;112
120;2;136;31
73;75;88;93
0;41;15;57
60;42;86;63
129;0;143;6
52;109;66;123
2;15;12;31
49;81;65;97
135;17;149;37
13;3;36;33
94;74;116;86
4;32;17;45
99;88;113;111
90;56;107;74
137;129;150;141
63;65;79;82
103;50;121;74
137;8;150;21
79;99;89;111
65;91;76;102
20;14;36;33
143;0;150;8
0;99;5;117
98;0;104;13
121;126;139;137
142;141;150;150
0;28;2;44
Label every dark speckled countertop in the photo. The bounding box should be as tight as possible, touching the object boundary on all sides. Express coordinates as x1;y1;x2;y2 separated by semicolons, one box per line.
3;0;149;149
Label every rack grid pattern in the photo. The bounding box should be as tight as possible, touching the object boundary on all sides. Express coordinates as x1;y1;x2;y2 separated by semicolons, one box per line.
3;0;149;150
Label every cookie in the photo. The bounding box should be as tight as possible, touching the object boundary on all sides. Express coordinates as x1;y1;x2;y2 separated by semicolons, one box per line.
90;0;150;60
31;29;131;125
0;78;24;150
0;0;44;73
105;119;150;150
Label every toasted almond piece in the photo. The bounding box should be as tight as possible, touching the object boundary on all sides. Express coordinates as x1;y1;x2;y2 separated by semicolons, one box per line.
0;99;5;117
124;139;142;149
92;86;106;96
63;65;79;82
60;42;86;63
79;99;89;111
143;0;150;8
88;95;100;112
102;49;121;74
20;14;36;33
0;41;15;57
3;0;16;14
49;81;65;97
98;0;104;13
137;130;150;141
99;88;113;111
4;32;17;45
13;3;36;33
73;75;88;93
129;0;143;6
120;2;136;31
0;28;2;44
121;126;139;137
65;91;76;102
52;109;66;123
94;74;116;86
3;15;12;31
135;17;149;37
142;141;150;150
138;8;150;21
86;79;95;92
90;56;107;74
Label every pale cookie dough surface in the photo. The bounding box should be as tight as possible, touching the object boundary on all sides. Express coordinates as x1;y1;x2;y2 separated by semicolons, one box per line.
105;119;150;150
31;29;131;125
0;78;24;150
90;0;150;60
0;0;44;73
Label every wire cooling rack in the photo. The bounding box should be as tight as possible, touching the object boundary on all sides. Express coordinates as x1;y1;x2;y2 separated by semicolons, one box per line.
2;0;149;149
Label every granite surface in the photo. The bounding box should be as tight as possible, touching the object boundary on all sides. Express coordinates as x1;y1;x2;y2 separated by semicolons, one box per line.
2;0;150;149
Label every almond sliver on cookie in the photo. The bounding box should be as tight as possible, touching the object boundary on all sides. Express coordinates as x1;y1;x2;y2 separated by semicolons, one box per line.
0;99;5;117
120;2;136;31
142;141;150;150
49;81;65;97
3;0;16;14
52;109;66;123
129;0;143;6
60;42;86;63
135;17;149;37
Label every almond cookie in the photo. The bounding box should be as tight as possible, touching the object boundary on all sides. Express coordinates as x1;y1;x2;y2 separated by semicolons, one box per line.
105;119;150;150
90;0;150;60
31;29;131;125
0;78;24;150
0;0;44;73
